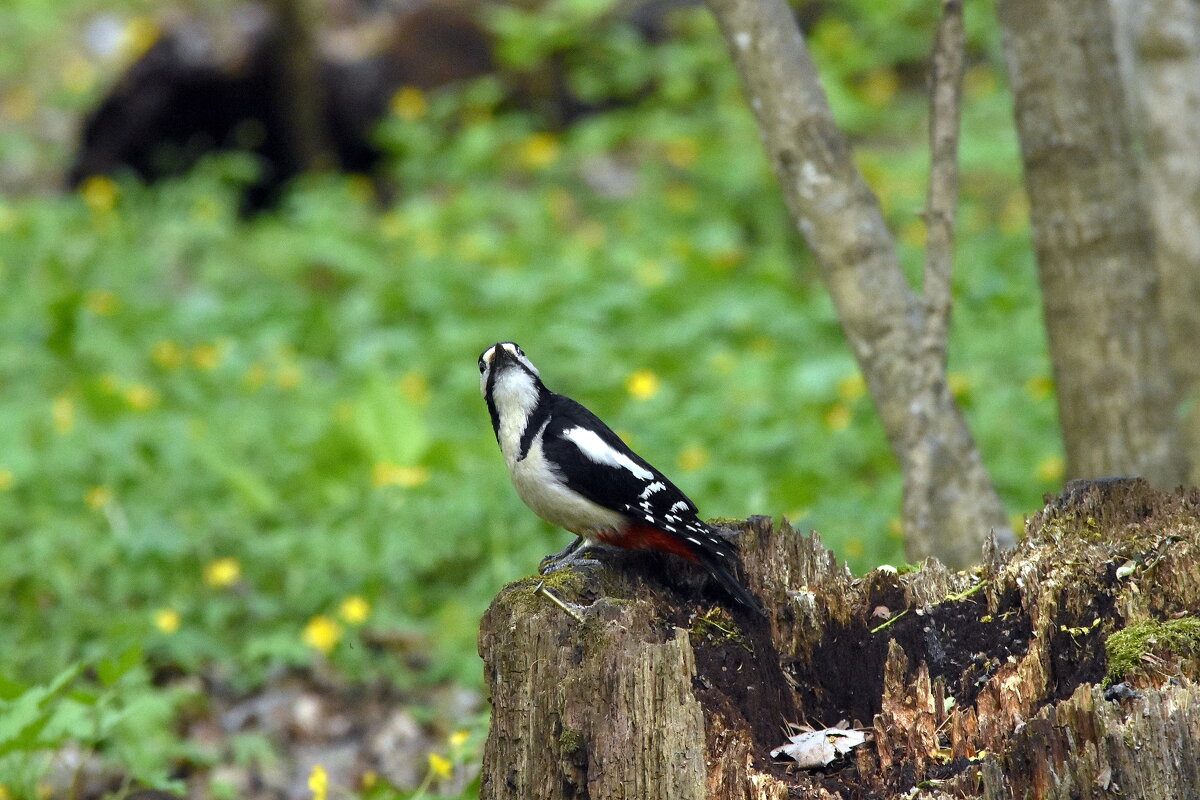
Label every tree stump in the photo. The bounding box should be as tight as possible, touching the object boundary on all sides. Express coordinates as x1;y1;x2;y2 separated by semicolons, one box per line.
478;478;1200;798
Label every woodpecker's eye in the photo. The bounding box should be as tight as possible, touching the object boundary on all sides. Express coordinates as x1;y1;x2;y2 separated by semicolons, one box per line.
515;345;524;356
478;358;486;374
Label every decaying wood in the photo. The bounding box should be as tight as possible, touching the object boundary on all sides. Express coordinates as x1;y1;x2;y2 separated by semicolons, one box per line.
479;479;1200;798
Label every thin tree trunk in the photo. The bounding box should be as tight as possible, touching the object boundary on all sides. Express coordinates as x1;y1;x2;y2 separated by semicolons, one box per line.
478;480;1200;798
263;0;337;174
997;0;1187;487
1111;0;1200;488
703;0;1012;567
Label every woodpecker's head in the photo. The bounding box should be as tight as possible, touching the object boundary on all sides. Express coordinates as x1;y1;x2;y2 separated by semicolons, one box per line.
479;342;544;444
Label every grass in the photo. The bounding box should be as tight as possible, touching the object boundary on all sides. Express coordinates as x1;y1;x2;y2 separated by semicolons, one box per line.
0;0;1063;795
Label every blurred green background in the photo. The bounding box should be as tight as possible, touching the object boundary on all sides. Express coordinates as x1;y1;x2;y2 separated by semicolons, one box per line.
0;0;1061;795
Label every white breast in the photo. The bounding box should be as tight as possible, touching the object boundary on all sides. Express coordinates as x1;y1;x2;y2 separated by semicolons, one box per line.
511;428;626;538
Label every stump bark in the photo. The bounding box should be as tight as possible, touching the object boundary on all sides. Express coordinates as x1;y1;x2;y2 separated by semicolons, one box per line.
478;479;1200;798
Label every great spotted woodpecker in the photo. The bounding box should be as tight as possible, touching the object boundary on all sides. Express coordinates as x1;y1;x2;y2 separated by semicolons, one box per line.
479;342;762;613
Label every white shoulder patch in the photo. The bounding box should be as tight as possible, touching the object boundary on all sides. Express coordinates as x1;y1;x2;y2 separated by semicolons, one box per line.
563;427;653;480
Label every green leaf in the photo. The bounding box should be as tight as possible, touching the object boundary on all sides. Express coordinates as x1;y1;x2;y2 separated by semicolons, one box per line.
96;645;142;688
351;377;430;466
0;664;80;756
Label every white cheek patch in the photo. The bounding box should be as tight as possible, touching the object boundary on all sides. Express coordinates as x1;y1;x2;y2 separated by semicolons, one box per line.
563;427;653;480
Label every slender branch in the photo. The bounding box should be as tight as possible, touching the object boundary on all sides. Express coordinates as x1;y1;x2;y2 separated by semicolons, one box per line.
706;0;1011;565
905;0;968;543
922;0;966;368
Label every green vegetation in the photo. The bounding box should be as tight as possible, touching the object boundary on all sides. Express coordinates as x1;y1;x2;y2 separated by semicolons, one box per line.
1106;617;1200;686
0;0;1061;795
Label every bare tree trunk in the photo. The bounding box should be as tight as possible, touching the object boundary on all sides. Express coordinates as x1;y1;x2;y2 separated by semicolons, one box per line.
1111;0;1200;488
702;0;1012;568
997;0;1187;487
478;480;1200;798
263;0;337;174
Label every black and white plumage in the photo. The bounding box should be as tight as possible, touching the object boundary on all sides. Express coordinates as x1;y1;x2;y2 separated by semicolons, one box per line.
479;341;761;613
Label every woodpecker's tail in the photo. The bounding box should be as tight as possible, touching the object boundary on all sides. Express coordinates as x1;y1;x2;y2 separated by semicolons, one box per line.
687;524;766;617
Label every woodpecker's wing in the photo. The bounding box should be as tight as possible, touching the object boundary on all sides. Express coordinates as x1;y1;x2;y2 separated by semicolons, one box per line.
538;393;703;524
538;393;758;614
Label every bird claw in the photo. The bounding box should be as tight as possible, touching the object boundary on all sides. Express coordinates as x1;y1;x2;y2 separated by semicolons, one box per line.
539;551;601;575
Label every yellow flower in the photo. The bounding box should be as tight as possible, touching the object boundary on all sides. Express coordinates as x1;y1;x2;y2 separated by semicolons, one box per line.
191;343;222;371
625;369;660;401
678;445;709;472
80;175;118;212
303;615;342;654
449;730;470;749
0;469;14;491
858;67;900;108
191;197;221;223
634;259;667;288
427;752;453;780
711;249;744;270
61;53;96;95
360;771;378;790
204;557;241;588
308;764;328;800
414;229;442;258
244;363;269;390
85;289;119;316
347;174;375;204
372;462;430;488
663;137;700;169
999;190;1030;235
120;16;160;61
124;383;159;411
379;212;408;240
1025;375;1054;400
664;183;697;212
963;64;997;100
85;486;112;510
151;340;184;369
1036;456;1065;483
339;595;371;625
947;372;972;400
824;403;853;431
899;218;926;249
391;86;428;121
837;373;867;402
52;395;75;434
398;372;429;405
153;608;181;634
275;362;304;390
518;132;560;170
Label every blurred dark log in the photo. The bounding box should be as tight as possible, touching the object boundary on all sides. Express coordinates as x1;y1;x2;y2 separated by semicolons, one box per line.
68;2;497;208
478;479;1200;798
262;0;337;173
67;0;686;209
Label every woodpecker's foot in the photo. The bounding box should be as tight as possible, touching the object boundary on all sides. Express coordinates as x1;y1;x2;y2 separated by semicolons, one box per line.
539;542;601;575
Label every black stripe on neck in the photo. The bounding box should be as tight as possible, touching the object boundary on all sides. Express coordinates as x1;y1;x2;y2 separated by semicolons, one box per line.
517;394;551;460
